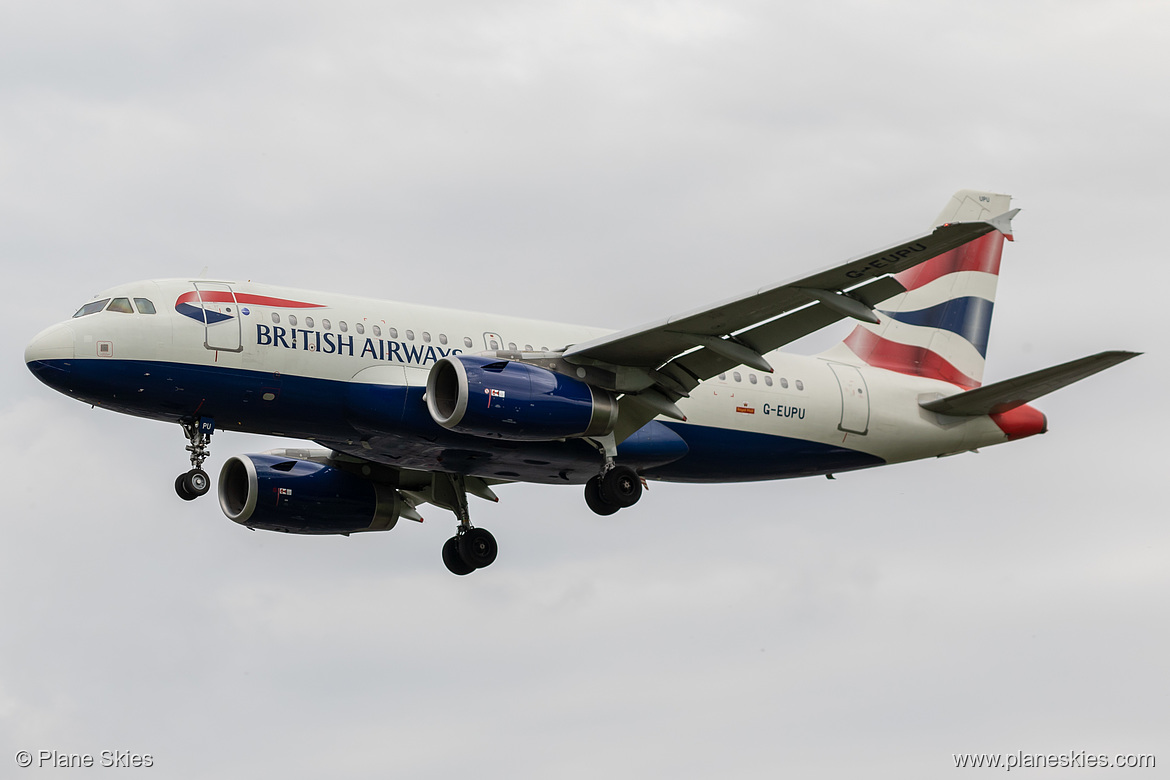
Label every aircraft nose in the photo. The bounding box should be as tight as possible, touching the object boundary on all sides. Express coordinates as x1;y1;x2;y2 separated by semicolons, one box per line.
25;322;75;368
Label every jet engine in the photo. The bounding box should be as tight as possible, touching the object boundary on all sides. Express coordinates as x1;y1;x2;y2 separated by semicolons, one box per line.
218;452;402;534
425;355;618;441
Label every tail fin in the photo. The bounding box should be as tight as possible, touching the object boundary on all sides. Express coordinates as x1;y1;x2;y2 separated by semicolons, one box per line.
824;190;1016;388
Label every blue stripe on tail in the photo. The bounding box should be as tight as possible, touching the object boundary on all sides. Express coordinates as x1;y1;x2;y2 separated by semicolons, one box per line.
877;296;995;356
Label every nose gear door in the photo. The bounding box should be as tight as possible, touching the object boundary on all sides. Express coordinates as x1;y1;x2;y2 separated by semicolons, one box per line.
193;282;243;352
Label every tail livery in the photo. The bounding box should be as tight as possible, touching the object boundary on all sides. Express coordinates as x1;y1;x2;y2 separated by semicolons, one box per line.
837;190;1014;388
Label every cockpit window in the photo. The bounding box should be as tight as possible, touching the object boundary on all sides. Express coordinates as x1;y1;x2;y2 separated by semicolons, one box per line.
73;299;110;318
107;298;134;313
134;298;156;314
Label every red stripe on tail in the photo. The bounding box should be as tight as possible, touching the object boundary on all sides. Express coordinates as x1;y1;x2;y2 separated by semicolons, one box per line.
894;232;1004;291
843;326;979;388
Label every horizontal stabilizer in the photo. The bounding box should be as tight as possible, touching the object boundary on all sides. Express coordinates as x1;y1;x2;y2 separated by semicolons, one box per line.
920;350;1140;416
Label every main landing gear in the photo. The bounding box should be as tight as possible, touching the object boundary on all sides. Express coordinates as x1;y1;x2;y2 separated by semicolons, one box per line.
442;528;498;576
175;418;213;501
436;473;498;576
583;463;643;516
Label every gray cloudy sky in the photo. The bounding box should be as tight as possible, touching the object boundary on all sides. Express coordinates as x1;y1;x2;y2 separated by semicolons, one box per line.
2;2;1167;778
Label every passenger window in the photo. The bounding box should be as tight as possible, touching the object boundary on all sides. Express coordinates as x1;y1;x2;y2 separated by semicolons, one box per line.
356;323;365;335
733;372;742;382
796;380;804;391
406;330;415;341
373;325;381;337
339;321;348;333
524;344;533;352
271;312;280;324
323;319;332;330
389;328;398;339
719;373;726;381
422;331;431;343
749;374;757;384
463;337;473;348
439;334;448;345
489;339;499;350
764;376;773;387
508;342;517;351
133;298;156;314
73;299;111;318
780;378;789;389
107;298;133;314
305;316;314;328
288;314;298;327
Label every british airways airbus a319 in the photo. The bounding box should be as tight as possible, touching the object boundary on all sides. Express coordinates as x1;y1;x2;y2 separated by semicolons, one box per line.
24;191;1138;575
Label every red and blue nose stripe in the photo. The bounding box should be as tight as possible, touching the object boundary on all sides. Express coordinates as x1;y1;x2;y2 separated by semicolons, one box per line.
175;291;324;323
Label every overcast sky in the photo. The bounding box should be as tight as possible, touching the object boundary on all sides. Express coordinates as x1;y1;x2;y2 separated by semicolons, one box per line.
2;2;1167;778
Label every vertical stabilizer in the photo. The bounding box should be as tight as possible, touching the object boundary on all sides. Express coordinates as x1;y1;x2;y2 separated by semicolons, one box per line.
822;190;1015;388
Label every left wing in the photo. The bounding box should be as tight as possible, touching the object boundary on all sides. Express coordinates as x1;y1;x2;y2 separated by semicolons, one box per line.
284;447;509;523
560;203;1017;439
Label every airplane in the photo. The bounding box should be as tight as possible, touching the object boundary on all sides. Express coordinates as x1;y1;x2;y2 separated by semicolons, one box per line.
24;190;1138;575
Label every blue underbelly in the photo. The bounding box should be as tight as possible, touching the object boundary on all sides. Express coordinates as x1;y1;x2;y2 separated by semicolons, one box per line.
28;358;884;484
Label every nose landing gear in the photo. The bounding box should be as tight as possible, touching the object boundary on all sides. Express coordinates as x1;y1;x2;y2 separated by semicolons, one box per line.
175;417;214;501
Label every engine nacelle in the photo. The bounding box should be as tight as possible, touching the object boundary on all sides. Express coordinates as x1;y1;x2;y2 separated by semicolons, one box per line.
218;453;401;535
426;355;618;441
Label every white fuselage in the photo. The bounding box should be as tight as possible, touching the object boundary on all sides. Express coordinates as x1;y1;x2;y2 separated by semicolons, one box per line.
26;278;1017;486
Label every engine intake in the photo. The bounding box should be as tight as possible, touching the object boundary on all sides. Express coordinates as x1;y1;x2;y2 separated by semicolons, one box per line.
426;355;618;441
218;453;401;534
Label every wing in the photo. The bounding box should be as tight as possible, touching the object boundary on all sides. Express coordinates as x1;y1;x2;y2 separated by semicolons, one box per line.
559;194;1018;440
278;447;509;524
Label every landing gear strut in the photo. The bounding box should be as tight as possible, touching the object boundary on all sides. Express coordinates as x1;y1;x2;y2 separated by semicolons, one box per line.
175;418;213;501
436;473;498;576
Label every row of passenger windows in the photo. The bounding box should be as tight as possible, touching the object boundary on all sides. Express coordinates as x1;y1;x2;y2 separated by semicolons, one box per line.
719;371;804;391
487;338;549;352
272;311;462;344
73;297;156;318
270;312;549;352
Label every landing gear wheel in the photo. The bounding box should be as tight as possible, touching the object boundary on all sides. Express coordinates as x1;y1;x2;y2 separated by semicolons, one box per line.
183;468;211;497
601;465;642;508
443;537;476;576
175;474;197;501
458;527;498;569
584;476;620;516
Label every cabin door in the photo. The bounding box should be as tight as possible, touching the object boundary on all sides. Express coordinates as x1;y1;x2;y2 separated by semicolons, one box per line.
193;282;243;352
829;363;870;435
